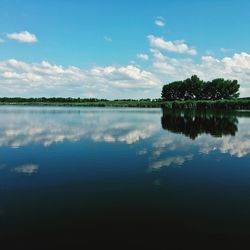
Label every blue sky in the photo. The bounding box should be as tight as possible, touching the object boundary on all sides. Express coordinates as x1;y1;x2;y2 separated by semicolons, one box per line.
1;0;250;98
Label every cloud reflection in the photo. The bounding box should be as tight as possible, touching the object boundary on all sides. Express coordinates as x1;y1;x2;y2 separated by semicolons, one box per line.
0;107;250;169
12;164;39;175
0;107;159;148
149;154;193;170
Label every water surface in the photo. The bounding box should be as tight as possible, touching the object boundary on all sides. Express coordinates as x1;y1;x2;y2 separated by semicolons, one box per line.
1;106;250;247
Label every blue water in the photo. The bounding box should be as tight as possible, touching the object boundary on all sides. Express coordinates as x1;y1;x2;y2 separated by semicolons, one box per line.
1;106;250;248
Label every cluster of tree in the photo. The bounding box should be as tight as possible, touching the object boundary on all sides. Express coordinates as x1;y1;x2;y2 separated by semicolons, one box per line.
162;75;240;101
0;97;110;103
0;97;164;104
161;109;238;139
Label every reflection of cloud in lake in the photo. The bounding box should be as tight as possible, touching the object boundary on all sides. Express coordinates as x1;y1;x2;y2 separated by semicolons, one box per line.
220;136;250;157
193;119;250;157
152;136;189;157
152;118;250;158
0;107;159;148
0;107;250;160
92;125;157;144
137;148;148;155
12;164;39;175
149;154;193;170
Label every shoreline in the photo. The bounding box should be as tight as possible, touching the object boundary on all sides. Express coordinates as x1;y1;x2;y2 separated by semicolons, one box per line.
1;99;250;109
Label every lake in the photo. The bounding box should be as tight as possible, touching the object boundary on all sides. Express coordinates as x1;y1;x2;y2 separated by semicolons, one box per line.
1;106;250;248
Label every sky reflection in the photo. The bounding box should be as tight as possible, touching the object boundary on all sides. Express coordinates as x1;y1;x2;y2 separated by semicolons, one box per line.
0;107;250;172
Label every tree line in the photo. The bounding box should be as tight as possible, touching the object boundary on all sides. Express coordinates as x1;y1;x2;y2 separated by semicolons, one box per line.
0;97;155;103
161;75;240;101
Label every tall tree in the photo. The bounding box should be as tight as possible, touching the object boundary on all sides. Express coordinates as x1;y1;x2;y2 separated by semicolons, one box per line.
162;76;240;101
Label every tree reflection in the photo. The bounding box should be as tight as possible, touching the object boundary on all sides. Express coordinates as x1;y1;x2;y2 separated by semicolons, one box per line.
161;109;240;139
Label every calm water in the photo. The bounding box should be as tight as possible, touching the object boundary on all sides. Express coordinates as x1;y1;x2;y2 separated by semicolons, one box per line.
1;106;250;248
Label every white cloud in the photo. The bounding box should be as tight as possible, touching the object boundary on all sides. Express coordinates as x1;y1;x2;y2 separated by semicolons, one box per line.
137;53;149;61
0;59;84;83
1;49;250;97
220;48;234;53
148;35;197;55
89;64;160;89
0;38;4;43
150;49;166;61
150;49;250;96
2;29;250;98
104;36;112;42
155;17;165;27
7;31;38;43
0;59;160;98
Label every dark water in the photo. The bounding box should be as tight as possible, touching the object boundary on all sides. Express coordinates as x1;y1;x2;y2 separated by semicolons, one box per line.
1;106;250;248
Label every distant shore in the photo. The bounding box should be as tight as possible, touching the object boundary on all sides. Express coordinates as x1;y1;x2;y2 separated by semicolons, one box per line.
1;98;250;109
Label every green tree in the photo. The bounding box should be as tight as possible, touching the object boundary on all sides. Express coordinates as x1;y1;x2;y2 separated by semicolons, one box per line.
161;76;240;101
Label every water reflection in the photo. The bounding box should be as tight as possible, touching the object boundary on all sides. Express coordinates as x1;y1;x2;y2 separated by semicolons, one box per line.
161;109;239;139
148;154;193;170
12;164;39;175
1;106;250;246
0;106;250;163
0;107;159;148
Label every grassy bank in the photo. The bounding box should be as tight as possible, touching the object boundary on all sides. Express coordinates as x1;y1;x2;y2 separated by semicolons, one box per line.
161;99;250;110
0;100;162;108
1;98;250;109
